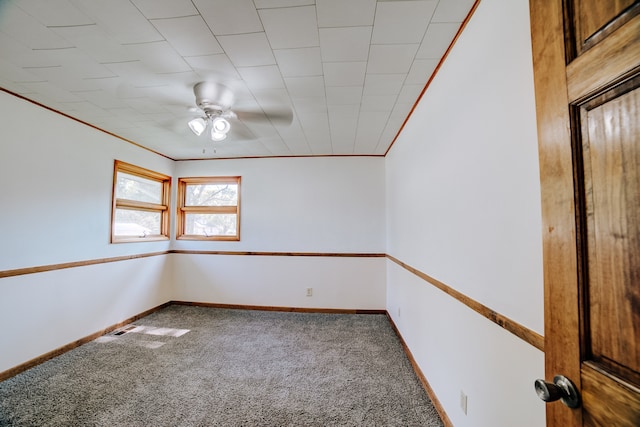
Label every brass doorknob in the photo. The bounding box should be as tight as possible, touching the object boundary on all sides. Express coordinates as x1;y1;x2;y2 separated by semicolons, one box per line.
534;375;581;408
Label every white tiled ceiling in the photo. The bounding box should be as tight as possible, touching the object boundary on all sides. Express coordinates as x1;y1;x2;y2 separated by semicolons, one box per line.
0;0;476;160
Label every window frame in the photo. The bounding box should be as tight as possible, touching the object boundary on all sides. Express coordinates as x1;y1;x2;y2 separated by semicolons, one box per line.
111;160;171;243
176;176;241;241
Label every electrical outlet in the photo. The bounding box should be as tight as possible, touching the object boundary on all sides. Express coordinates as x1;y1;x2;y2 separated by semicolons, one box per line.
460;390;468;415
306;287;313;297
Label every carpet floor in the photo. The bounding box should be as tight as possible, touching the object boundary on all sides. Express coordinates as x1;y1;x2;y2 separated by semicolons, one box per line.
0;305;443;426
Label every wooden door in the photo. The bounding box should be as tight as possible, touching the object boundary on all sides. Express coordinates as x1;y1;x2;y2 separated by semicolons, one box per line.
530;0;640;426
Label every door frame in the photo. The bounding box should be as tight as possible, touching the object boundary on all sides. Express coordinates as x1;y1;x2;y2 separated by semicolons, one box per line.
529;0;583;424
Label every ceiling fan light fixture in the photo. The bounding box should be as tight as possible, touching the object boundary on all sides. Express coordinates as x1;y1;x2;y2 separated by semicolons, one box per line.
188;117;206;136
210;130;227;141
211;117;230;134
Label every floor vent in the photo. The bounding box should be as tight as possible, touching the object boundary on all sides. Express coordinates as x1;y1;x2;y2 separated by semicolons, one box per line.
113;325;137;336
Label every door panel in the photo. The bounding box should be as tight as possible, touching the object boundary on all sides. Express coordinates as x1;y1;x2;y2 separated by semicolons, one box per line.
569;0;640;55
576;79;640;427
581;363;640;427
530;0;640;425
580;81;640;381
566;12;640;102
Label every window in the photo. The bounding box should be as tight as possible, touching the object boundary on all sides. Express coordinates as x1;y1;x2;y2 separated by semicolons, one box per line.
177;176;241;241
111;160;171;243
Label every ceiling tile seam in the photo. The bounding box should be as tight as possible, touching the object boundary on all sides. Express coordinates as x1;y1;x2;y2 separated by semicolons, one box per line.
45;23;97;29
4;80;46;85
275;110;312;155
432;19;464;24
190;1;265;37
154;6;220;54
255;139;276;157
415;3;448;54
26;42;74;50
325;85;361;153
365;68;410;154
82;76;119;80
340;2;378;154
369;42;426;147
370;1;436;48
69;88;103;93
254;4;316;11
119;39;173;46
356;109;391;154
321;85;335;154
233;63;281;70
247;6;316;155
12;2;94;28
273;46;321;52
317;24;375;29
361;9;376;85
155;70;194;76
147;18;217;59
147;14;200;22
256;6;320;50
371;111;400;153
205;29;269;37
129;1;184;22
238;62;311;155
426;0;439;24
369;42;424;47
22;65;62;70
348;107;364;154
365;71;416;76
99;59;141;65
294;114;325;156
244;115;292;155
313;4;335;154
276;139;295;157
30;46;79;51
322;60;368;66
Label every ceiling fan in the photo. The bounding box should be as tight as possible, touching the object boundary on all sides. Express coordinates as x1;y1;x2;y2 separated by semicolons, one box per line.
187;82;293;142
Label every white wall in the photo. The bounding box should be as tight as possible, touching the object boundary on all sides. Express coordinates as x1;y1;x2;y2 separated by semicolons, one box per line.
385;0;545;425
172;254;385;309
0;91;174;373
171;157;387;309
0;92;174;270
172;157;385;253
0;256;172;372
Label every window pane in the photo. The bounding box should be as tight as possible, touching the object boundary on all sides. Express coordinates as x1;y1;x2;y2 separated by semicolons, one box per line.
114;209;161;236
116;172;162;204
184;214;237;236
185;184;237;206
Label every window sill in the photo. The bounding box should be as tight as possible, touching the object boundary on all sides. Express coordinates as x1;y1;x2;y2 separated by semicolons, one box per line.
176;235;239;242
111;236;170;244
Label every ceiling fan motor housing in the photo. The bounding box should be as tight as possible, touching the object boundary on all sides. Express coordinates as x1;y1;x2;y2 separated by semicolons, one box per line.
194;82;235;115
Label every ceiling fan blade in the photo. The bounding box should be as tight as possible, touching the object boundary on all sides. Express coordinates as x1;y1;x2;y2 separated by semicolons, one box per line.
227;119;257;141
235;108;293;126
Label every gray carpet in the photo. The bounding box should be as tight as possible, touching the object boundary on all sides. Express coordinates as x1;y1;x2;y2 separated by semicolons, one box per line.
0;305;443;426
